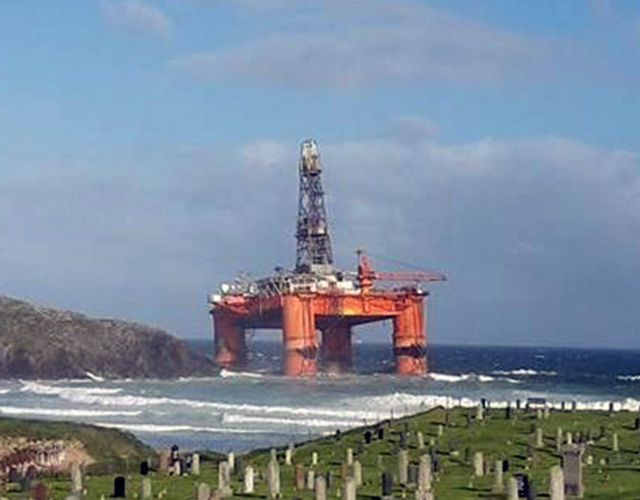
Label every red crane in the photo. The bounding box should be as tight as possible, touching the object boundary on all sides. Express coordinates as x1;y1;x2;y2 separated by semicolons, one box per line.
356;250;446;293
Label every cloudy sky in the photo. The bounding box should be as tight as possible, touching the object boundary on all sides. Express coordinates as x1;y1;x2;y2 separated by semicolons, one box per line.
1;1;639;347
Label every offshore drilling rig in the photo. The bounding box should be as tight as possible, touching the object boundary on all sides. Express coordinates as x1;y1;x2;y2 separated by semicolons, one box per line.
208;140;446;376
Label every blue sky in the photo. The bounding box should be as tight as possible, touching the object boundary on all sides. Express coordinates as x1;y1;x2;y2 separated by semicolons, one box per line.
0;0;639;347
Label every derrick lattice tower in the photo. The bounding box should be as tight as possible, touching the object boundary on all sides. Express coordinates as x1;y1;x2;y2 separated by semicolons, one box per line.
295;140;334;274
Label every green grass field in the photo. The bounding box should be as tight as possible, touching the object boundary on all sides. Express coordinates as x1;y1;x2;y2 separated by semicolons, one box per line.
5;407;640;499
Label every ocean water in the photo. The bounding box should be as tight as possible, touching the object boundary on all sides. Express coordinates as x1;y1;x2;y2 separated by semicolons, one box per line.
1;340;640;452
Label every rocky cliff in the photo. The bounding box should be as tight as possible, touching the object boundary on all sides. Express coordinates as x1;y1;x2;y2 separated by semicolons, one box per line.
0;295;215;379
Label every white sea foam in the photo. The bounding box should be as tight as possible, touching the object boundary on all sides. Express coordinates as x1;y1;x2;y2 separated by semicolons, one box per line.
0;406;141;417
492;369;557;376
222;413;364;429
617;375;640;381
20;382;121;396
86;372;105;382
0;389;11;395
220;369;264;379
428;373;520;384
93;422;285;434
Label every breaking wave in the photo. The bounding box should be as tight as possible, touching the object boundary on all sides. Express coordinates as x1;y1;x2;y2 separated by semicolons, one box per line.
93;422;278;434
617;375;640;381
220;369;264;379
492;369;558;376
0;406;141;417
428;373;520;384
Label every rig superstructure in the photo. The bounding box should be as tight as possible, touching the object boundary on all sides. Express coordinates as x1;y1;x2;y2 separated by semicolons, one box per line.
208;140;446;376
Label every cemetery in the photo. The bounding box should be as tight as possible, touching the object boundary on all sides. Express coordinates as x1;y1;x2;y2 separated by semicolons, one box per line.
3;404;640;499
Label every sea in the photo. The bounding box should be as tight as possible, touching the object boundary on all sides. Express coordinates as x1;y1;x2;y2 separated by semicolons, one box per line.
1;340;640;452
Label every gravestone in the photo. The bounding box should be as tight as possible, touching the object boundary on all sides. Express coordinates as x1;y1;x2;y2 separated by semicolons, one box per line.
307;469;316;490
113;476;126;498
295;464;306;490
506;477;519;500
417;431;425;449
197;483;210;500
140;477;152;500
503;459;510;473
228;452;235;473
505;405;512;420
158;450;171;474
218;461;232;498
556;427;563;452
286;444;293;466
612;433;619;452
70;463;83;494
364;431;372;444
354;460;362;486
544;407;550;419
437;424;443;437
536;427;543;447
493;459;504;493
315;475;327;500
312;452;318;466
140;461;149;476
344;477;356;500
173;460;181;476
562;444;584;498
326;470;334;490
398;449;409;484
270;448;277;463
571;401;577;412
418;455;432;492
244;465;255;494
399;432;407;449
536;409;542;420
268;457;281;498
476;405;484;421
192;453;200;476
566;432;572;445
346;448;354;466
516;399;521;410
408;464;418;485
381;471;393;499
473;451;483;477
549;465;564;500
378;428;384;440
514;473;530;498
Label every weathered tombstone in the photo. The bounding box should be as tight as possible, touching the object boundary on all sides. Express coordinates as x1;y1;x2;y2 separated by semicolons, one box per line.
173;460;182;476
408;464;419;486
493;459;504;493
536;409;542;420
399;431;407;449
326;470;334;490
505;405;512;420
295;464;306;490
218;461;232;498
398;449;409;484
514;473;530;498
381;471;394;498
244;465;255;494
556;427;563;452
312;452;318;466
286;445;293;466
140;477;152;500
417;431;425;449
307;469;316;490
566;432;572;445
436;424;443;437
113;476;126;498
346;448;354;466
190;453;200;476
270;448;277;463
473;451;483;477
158;450;171;474
315;475;327;500
562;444;584;497
140;460;149;476
378;427;384;440
267;458;280;498
549;465;564;500
544;407;550;419
418;454;432;493
227;452;235;473
70;463;83;494
612;433;619;452
506;477;518;500
476;405;484;421
536;427;543;447
344;477;356;500
354;461;362;486
503;459;510;473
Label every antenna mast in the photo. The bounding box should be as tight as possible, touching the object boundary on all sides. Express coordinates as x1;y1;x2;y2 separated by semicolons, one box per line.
295;139;334;274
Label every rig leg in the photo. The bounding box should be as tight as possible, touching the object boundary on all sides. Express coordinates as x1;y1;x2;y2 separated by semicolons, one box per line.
392;297;427;375
212;309;247;370
282;294;318;376
321;322;353;374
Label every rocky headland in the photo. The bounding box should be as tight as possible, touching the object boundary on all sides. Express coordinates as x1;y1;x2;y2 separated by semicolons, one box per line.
0;295;215;379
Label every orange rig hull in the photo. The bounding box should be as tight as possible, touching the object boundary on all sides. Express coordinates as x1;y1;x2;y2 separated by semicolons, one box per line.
210;289;428;376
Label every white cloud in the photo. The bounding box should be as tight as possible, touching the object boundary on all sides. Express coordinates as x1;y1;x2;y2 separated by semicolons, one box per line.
102;0;172;39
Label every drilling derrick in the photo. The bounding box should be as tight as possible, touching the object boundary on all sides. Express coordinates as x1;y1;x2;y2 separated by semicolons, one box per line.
296;140;333;274
209;140;446;377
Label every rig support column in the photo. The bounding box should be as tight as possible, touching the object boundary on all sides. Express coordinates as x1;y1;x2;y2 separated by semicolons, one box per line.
213;309;247;369
282;294;318;376
392;296;427;375
321;322;353;374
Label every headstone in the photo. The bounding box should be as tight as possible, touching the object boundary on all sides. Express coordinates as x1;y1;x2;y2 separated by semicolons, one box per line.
70;463;83;493
382;471;393;497
270;448;277;463
571;401;577;412
536;409;542;420
437;424;443;437
536;427;543;447
268;458;281;498
398;449;409;484
140;461;149;476
476;405;483;421
556;427;563;452
346;448;354;466
364;431;372;444
244;465;255;494
586;455;593;466
544;407;550;419
315;475;327;500
516;399;521;410
408;464;419;485
140;477;152;500
562;444;584;498
218;461;232;498
612;433;619;452
505;405;512;420
228;452;235;473
566;432;572;445
312;452;318;466
418;454;432;492
514;473;530;498
196;483;210;500
295;464;306;490
399;432;407;449
286;445;293;466
173;460;181;476
417;431;425;449
326;470;334;490
549;465;564;500
378;428;384;440
493;459;504;493
158;450;171;474
344;477;356;500
113;476;126;498
307;469;316;490
473;451;483;477
506;477;518;500
354;461;362;486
